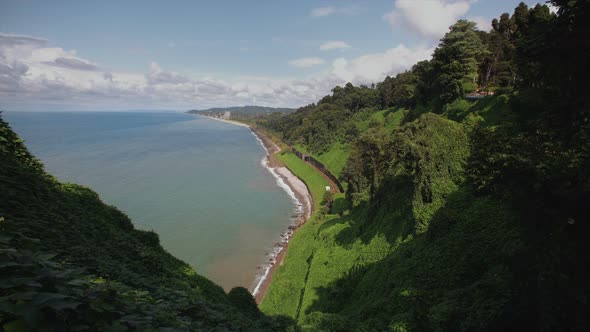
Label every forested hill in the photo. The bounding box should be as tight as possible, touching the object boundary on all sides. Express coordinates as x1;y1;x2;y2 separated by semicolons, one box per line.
187;106;295;119
257;1;589;330
0;115;296;329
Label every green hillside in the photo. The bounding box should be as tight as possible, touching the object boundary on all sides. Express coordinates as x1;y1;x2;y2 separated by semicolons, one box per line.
257;2;590;330
0;115;296;330
1;1;588;331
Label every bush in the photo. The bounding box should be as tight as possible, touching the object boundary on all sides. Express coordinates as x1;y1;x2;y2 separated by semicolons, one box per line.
228;287;261;318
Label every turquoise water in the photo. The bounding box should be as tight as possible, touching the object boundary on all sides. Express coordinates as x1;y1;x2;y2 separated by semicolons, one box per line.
3;111;295;290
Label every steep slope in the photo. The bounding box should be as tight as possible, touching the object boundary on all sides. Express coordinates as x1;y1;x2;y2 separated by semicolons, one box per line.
260;111;524;330
257;2;590;329
0;115;295;330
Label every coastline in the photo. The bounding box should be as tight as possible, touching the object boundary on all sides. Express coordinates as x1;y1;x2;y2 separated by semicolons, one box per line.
192;114;250;128
193;114;313;304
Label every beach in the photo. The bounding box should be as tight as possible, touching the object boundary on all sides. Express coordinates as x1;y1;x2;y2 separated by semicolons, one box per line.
195;115;313;303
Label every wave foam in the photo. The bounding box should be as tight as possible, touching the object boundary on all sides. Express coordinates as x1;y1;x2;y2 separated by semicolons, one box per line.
249;130;304;296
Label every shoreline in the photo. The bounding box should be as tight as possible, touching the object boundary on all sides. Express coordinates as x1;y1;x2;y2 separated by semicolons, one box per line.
193;114;313;304
249;127;313;304
191;114;250;127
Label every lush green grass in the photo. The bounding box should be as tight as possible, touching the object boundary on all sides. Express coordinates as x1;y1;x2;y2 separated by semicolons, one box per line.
259;213;322;318
355;108;407;132
276;151;330;210
314;142;350;178
295;142;350;179
384;107;409;130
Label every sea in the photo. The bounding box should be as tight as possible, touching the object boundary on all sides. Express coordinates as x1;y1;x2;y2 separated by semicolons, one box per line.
3;111;297;291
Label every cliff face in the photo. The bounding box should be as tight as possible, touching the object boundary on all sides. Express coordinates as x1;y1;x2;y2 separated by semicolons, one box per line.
0;114;295;330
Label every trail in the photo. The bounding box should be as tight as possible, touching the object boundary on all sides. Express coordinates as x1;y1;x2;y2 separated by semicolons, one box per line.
295;251;315;321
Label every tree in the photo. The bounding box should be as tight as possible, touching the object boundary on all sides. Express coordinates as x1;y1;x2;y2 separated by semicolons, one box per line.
513;3;554;88
343;127;390;199
432;20;487;103
377;71;417;109
481;13;516;89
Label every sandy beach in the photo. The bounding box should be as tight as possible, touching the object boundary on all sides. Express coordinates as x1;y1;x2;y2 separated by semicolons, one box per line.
195;114;251;128
249;126;313;303
194;114;313;303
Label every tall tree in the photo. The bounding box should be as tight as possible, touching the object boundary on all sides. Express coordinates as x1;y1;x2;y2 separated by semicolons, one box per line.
432;20;487;103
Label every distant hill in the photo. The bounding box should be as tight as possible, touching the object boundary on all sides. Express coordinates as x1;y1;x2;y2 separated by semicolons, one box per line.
187;106;295;119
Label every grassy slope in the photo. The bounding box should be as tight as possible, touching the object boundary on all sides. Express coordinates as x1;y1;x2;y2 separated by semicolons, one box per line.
294;108;408;180
262;98;526;330
295;142;349;179
261;149;356;319
261;112;409;323
276;151;330;209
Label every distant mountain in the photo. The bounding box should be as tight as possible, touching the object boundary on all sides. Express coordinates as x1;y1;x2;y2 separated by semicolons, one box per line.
187;106;295;116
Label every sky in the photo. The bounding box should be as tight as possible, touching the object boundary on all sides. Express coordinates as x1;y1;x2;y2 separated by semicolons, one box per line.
1;0;551;111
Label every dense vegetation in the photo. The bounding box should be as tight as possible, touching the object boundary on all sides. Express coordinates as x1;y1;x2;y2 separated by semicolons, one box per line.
0;116;296;330
1;1;588;331
258;1;589;330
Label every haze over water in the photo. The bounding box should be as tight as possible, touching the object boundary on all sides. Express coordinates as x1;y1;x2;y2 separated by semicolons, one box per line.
4;111;295;290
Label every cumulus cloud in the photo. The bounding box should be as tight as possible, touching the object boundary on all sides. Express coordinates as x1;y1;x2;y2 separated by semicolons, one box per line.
0;32;433;110
0;33;47;49
0;61;29;92
329;44;433;83
146;62;189;84
320;41;351;51
311;6;336;17
384;0;472;38
103;71;113;82
288;57;325;68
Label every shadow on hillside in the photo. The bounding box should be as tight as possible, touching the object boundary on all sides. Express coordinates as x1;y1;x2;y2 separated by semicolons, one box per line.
302;186;524;330
332;175;416;248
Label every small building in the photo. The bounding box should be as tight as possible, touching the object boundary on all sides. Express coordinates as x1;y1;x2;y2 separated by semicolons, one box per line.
325;186;331;192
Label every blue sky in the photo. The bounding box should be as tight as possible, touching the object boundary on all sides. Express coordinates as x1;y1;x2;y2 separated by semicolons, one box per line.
0;0;550;111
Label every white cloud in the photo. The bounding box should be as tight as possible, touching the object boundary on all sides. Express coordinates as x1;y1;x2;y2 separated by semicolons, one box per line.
328;44;433;83
310;5;359;18
469;16;491;31
44;57;99;71
288;57;325;68
0;33;433;110
146;62;189;84
311;6;336;17
384;0;472;38
320;41;351;51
